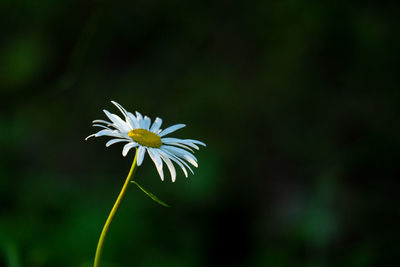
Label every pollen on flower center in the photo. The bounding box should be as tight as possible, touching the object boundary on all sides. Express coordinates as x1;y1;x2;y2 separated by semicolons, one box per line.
128;129;162;148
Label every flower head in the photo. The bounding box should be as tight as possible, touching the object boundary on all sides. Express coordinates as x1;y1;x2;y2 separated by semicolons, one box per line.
86;101;205;182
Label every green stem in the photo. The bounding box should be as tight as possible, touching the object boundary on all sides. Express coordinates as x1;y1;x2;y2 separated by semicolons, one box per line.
94;149;138;267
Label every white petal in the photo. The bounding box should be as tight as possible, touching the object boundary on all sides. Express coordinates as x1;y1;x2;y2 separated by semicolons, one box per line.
93;124;111;130
135;111;143;120
143;116;151;130
136;146;146;166
135;111;145;129
150;117;163;133
122;143;138;157
103;110;131;132
106;138;130;147
163;142;194;152
161;145;198;167
161;138;199;150
160;137;185;143
162;149;194;175
185;156;198;167
147;148;164;181
93;119;112;125
159;124;186;137
159;150;188;178
161;145;198;161
111;101;139;129
111;101;128;117
85;134;95;141
186;139;206;147
94;129;124;138
102;109;120;124
158;150;176;182
127;112;139;129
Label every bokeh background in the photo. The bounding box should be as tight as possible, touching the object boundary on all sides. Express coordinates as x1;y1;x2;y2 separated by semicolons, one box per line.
1;1;399;266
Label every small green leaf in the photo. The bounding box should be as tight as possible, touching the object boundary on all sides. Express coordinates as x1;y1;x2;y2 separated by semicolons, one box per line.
131;181;170;208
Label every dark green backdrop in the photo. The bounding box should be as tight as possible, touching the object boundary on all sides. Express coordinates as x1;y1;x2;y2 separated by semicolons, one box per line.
1;1;399;266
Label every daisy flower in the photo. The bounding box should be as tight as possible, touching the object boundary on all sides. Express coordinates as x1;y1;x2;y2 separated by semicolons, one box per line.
86;101;205;182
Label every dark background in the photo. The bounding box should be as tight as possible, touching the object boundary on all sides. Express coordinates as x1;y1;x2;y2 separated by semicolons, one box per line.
1;1;399;266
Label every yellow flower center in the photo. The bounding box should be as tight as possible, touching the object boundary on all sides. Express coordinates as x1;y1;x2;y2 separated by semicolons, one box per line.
128;129;162;148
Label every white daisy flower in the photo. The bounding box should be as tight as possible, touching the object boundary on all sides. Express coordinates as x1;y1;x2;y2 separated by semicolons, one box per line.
86;101;206;182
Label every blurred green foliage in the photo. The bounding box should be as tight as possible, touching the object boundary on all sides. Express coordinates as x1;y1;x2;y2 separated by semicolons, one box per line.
1;1;399;266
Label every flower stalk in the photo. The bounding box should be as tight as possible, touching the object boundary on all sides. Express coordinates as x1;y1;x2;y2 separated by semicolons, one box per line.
94;149;138;267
